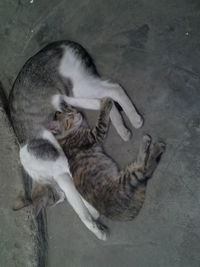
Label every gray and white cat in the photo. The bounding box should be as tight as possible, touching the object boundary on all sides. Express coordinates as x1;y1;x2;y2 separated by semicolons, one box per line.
9;40;143;240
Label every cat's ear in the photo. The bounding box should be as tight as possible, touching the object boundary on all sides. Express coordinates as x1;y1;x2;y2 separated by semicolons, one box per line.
45;120;61;134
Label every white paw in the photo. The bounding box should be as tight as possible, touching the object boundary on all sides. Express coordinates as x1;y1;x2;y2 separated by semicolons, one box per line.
51;94;62;111
88;220;108;241
142;134;152;151
91;210;100;220
133;114;143;129
96;230;108;241
121;128;132;142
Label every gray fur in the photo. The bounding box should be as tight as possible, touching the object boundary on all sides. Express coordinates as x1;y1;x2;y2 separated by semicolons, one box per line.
27;139;59;161
9;40;97;144
52;99;165;221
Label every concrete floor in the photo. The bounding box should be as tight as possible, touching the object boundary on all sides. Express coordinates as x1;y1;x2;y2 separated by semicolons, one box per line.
0;0;200;266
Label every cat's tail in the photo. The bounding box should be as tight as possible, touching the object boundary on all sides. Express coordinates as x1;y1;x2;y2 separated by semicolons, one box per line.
51;94;101;111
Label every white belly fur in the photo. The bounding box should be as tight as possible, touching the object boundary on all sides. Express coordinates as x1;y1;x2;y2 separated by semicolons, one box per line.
20;130;70;184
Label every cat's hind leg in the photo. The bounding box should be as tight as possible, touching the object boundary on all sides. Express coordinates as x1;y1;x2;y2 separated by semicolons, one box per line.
124;136;165;184
145;141;166;178
71;78;143;129
118;134;152;187
97;81;143;129
49;182;66;207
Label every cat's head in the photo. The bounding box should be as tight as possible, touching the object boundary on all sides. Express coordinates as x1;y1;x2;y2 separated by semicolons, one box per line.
45;106;83;139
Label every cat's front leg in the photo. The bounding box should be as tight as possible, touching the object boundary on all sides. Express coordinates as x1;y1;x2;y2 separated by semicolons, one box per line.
110;104;131;141
95;81;144;129
90;98;113;143
55;173;108;240
80;196;100;220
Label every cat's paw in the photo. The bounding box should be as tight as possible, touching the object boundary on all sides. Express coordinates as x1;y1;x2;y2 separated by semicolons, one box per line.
133;114;144;129
95;229;108;241
101;98;113;111
95;221;109;241
151;141;166;159
156;142;166;153
142;134;152;151
88;219;109;241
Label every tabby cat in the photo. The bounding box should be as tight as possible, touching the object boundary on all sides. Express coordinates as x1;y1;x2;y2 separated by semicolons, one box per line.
47;97;165;223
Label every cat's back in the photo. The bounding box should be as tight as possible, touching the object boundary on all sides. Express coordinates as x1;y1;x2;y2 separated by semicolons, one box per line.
69;144;119;192
9;41;66;143
9;41;97;143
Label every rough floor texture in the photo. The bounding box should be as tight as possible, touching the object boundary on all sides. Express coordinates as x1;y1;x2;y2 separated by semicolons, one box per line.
0;0;200;266
0;92;38;267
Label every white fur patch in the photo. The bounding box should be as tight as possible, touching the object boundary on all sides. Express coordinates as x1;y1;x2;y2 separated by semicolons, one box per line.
20;130;70;184
58;44;143;133
59;46;103;98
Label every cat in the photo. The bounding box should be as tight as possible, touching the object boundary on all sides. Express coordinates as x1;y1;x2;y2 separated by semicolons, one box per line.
45;97;165;222
9;40;143;240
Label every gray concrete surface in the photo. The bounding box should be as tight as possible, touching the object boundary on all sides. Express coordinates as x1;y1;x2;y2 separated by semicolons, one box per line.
0;94;38;267
0;0;200;266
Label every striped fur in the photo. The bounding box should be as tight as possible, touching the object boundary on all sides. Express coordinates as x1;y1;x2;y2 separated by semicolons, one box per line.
53;98;165;221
